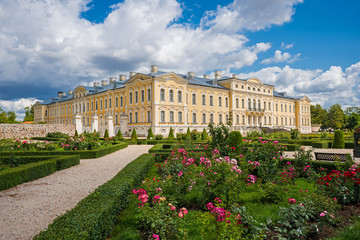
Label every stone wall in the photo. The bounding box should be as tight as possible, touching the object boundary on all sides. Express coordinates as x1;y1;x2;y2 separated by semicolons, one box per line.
0;124;75;139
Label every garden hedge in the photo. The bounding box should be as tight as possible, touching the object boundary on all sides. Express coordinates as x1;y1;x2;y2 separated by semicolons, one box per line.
0;142;128;159
0;161;57;191
31;137;61;141
281;158;344;173
34;153;154;240
0;155;80;191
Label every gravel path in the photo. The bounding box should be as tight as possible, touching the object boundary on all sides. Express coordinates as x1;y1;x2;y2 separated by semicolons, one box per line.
0;145;152;240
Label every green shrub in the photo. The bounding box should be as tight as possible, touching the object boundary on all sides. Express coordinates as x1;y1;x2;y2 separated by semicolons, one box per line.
103;129;109;139
131;129;138;141
0;161;57;191
147;127;154;140
201;128;208;140
333;130;345;149
116;130;123;141
227;131;243;150
155;134;163;140
168;127;175;140
46;132;69;138
34;154;154;240
75;130;79;137
259;182;284;203
290;129;300;140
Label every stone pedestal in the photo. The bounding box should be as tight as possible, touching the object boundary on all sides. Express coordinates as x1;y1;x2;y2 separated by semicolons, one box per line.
105;114;115;137
91;114;99;133
119;114;129;136
74;114;82;134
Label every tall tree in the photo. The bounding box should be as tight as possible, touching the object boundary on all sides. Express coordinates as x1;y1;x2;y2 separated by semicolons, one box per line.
24;105;34;122
310;104;328;126
328;104;346;129
7;111;17;123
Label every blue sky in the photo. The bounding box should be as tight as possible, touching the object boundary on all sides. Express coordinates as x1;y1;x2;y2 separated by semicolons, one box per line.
0;0;359;120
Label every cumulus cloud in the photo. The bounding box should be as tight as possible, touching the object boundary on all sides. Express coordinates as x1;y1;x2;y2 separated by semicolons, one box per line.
281;42;294;49
261;50;301;64
0;98;40;121
237;62;360;108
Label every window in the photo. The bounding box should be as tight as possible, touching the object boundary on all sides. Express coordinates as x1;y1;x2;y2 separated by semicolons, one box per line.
242;99;244;108
129;92;133;104
161;111;165;122
115;114;118;124
225;97;228;107
105;99;107;109
281;117;283;125
241;85;244;89
135;91;138;103
236;115;239;124
269;116;271;124
100;100;103;110
147;111;151;123
281;104;283;112
87;103;89;112
268;102;271;110
236;98;239;108
202;113;206;124
192;93;196;105
192;113;196;123
276;117;278;125
289;105;292;113
178;112;182;123
141;90;145;102
235;84;238;88
169;90;174;102
129;112;133;123
218;97;222;107
178;91;182;103
253;99;256;109
276;103;278;111
258;100;261;110
135;112;138;123
147;89;151;101
248;99;251;109
109;98;112;108
45;110;47;116
202;95;206;106
285;104;287;112
210;113;214;123
96;101;98;110
210;96;213;106
219;114;222;123
264;101;266;110
242;115;245;124
170;111;174;122
83;103;85;112
285;117;287;125
120;96;123;107
264;116;267;125
160;89;165;101
115;98;118;107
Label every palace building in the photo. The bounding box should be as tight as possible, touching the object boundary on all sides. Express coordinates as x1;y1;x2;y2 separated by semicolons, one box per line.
34;65;311;137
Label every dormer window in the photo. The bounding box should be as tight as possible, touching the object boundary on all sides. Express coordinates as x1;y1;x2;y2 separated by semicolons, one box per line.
235;84;238;88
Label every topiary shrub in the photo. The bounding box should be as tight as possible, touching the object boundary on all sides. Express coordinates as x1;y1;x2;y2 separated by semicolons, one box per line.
147;127;154;140
131;128;138;141
75;130;79;137
227;131;243;152
103;129;109;139
290;128;300;140
333;130;344;149
155;134;163;140
201;128;208;140
168;127;175;140
116;130;123;141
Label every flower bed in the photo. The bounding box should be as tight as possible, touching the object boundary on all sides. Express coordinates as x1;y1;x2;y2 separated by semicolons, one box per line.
109;133;360;239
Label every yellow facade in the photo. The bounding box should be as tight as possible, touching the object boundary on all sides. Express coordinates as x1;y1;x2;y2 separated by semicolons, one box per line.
34;65;312;136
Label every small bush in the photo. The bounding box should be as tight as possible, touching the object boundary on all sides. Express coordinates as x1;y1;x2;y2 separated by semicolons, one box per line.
103;129;109;139
168;127;175;140
116;130;123;141
147;127;154;140
131;129;138;141
333;130;344;149
227;131;243;150
75;130;79;137
201;128;208;140
155;134;163;140
46;132;69;138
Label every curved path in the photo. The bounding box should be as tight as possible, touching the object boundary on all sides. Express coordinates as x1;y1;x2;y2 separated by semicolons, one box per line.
0;145;152;240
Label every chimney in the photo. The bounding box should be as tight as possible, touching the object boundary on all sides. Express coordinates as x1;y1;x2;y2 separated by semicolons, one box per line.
68;90;73;95
203;74;209;79
129;72;136;78
215;71;222;80
57;92;63;98
101;80;107;86
232;74;239;79
119;75;126;81
93;82;99;87
109;77;116;84
150;65;158;73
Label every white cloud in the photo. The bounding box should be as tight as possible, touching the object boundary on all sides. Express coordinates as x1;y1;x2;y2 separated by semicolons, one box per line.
261;50;301;64
237;62;360;108
0;98;40;121
281;42;294;49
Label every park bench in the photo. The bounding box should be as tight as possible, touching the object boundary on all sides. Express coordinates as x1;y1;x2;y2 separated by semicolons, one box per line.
314;152;348;162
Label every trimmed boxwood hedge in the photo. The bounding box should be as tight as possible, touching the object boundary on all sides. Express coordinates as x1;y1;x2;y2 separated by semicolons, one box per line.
0;142;128;159
0;155;80;191
31;137;61;141
0;161;57;191
34;153;154;240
